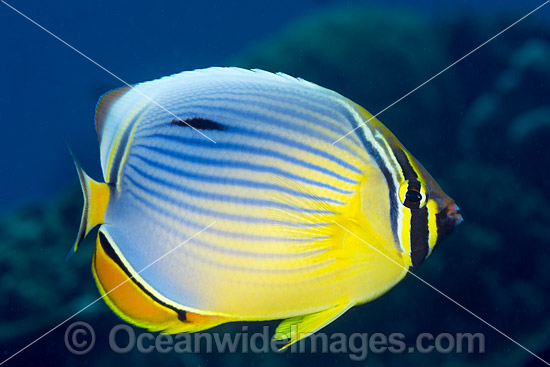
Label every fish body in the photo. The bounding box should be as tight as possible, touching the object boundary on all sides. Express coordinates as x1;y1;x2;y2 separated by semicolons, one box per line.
72;67;462;345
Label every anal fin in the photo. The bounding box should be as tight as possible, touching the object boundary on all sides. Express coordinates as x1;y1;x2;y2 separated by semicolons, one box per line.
274;303;353;349
93;228;232;334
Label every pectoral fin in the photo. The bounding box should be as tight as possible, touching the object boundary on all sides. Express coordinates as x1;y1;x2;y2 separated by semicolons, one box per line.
274;303;354;349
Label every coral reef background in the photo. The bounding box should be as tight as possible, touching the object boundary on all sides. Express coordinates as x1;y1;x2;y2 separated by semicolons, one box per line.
1;2;549;366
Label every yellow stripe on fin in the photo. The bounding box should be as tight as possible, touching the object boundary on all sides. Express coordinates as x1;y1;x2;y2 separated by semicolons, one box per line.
274;303;353;349
69;150;110;257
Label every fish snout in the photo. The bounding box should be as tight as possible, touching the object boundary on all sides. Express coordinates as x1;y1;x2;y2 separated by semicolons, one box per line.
437;202;463;239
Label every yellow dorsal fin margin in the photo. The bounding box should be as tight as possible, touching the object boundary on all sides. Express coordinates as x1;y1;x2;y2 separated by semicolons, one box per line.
274;303;354;349
68;149;110;258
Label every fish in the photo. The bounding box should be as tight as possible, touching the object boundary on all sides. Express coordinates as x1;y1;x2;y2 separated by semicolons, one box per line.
71;67;462;347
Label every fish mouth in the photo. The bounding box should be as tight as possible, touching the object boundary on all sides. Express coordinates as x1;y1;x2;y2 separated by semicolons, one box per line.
446;203;464;229
436;202;463;239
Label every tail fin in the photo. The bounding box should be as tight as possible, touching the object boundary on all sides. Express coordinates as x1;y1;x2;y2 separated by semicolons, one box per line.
67;149;110;260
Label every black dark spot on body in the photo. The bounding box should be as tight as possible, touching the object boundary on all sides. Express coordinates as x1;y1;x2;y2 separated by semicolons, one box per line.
177;310;188;322
171;117;227;131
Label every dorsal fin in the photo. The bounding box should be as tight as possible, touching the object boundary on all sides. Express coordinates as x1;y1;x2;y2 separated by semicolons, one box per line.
95;86;132;141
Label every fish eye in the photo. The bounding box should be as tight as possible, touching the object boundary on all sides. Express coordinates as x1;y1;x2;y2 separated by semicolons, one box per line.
405;189;422;203
399;180;427;209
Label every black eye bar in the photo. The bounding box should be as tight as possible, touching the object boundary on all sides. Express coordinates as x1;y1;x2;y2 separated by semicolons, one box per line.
403;180;423;208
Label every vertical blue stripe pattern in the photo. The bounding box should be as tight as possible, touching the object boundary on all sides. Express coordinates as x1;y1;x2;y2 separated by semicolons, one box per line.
98;67;399;314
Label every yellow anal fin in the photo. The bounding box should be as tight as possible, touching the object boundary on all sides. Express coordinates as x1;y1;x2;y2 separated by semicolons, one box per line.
92;233;230;333
274;303;354;349
69;150;110;257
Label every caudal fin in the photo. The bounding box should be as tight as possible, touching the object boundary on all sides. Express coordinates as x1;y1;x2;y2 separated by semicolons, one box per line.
67;149;110;260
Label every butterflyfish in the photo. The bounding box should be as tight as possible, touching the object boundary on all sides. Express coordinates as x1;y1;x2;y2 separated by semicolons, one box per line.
71;67;462;346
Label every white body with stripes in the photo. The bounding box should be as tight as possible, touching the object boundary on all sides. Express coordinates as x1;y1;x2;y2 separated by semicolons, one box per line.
92;67;460;323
